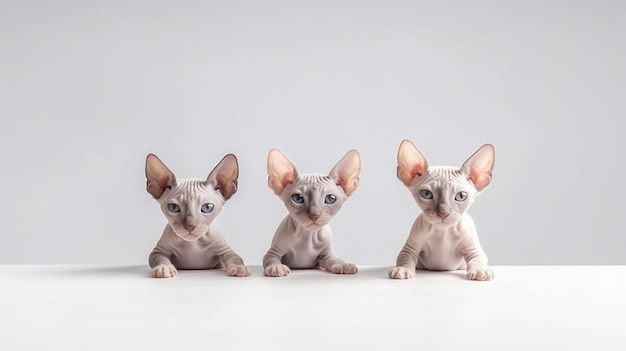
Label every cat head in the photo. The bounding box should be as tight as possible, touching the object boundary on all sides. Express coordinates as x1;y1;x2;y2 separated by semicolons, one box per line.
145;153;239;242
267;148;361;231
396;139;495;229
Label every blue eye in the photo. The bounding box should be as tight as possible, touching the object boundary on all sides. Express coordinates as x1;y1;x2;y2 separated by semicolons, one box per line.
167;203;180;213
201;203;214;213
291;194;304;203
325;194;337;204
455;191;468;201
419;190;433;199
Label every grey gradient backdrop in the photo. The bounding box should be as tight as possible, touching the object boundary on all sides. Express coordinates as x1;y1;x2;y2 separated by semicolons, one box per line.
1;0;624;265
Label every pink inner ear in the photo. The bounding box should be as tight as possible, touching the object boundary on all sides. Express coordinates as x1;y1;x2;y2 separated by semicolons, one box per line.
337;175;359;197
396;140;428;187
412;167;423;178
268;168;296;195
215;178;237;199
206;154;239;200
397;160;426;187
468;166;492;191
267;149;298;195
147;172;174;199
145;154;177;199
329;150;361;197
461;144;495;191
282;174;294;187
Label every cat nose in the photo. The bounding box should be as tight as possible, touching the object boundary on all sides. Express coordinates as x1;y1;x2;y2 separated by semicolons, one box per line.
308;214;320;222
437;204;450;218
184;224;196;231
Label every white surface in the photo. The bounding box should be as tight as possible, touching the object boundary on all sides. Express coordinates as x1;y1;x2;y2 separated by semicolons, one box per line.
2;1;626;266
1;265;625;350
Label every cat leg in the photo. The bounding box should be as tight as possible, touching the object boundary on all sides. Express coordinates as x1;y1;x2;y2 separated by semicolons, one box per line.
211;241;251;277
388;244;418;279
389;219;432;279
262;226;293;277
466;267;493;281
263;247;291;277
149;249;177;278
148;231;179;278
461;245;493;281
320;258;358;275
318;246;358;274
224;261;251;277
223;252;252;277
262;236;293;277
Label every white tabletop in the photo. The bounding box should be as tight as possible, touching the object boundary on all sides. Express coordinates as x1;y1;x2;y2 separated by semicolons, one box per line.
1;265;624;351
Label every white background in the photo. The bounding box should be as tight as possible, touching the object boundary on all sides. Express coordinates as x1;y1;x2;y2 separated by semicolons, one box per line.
1;0;624;265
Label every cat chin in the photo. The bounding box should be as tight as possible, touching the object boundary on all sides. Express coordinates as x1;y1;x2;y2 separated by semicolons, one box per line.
425;218;457;229
170;224;209;241
172;230;204;242
178;234;203;242
298;222;327;231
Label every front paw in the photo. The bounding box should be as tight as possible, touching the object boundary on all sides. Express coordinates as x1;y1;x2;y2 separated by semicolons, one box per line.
388;266;415;279
152;264;177;278
264;264;291;277
467;267;494;281
226;265;252;277
330;263;358;274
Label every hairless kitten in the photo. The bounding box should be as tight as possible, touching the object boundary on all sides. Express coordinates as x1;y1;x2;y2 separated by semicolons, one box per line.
145;153;251;278
389;139;495;281
263;148;361;277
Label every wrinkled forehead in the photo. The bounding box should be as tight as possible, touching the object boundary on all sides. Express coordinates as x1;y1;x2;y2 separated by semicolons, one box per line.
296;173;336;188
413;166;468;188
158;178;216;203
282;173;341;195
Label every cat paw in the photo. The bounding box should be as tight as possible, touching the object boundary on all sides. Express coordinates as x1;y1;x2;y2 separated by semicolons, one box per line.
388;266;415;279
226;265;252;277
466;267;494;281
152;264;177;278
329;263;358;274
264;264;291;277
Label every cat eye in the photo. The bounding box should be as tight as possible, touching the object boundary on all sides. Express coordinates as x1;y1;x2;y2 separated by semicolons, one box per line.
291;194;305;204
455;191;468;201
201;203;214;213
167;203;180;213
325;194;337;204
419;190;433;199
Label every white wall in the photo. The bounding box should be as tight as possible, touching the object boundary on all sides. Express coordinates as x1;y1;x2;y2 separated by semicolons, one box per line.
1;0;624;265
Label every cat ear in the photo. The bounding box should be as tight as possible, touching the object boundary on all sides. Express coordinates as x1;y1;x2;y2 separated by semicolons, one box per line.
206;154;239;200
329;149;361;197
145;154;177;199
460;144;495;192
267;148;299;196
397;139;429;187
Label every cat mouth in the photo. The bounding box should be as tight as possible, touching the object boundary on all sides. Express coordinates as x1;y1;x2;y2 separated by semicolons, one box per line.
181;233;201;241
